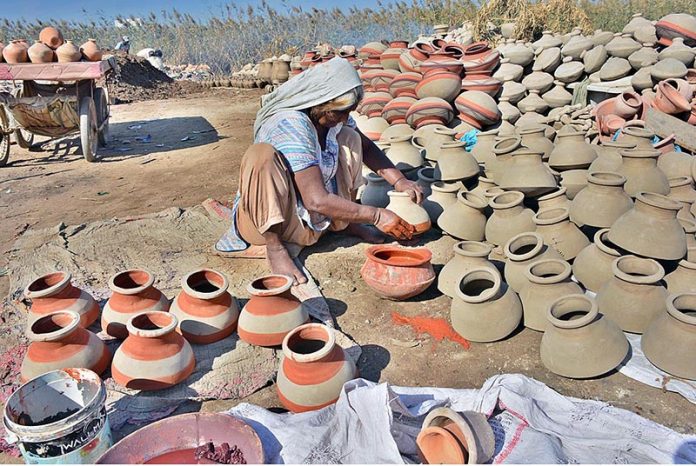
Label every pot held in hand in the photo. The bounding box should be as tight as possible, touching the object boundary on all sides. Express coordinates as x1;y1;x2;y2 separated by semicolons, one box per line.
386;190;431;235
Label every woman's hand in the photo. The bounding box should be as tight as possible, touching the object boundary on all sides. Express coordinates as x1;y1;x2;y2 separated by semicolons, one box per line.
394;178;424;205
373;208;416;240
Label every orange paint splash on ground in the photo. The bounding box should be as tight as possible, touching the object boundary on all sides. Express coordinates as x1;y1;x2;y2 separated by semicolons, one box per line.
391;311;471;350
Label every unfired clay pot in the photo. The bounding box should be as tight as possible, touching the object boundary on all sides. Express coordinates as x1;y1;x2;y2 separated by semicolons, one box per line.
498;148;556;196
589;141;635;173
417;408;495;465
503;232;563;292
485;191;535;246
664;256;696;293
617;126;654;150
606;33;641;58
386;191;431;234
519;259;582;331
406;97;455;128
451;267;522;342
537;187;570;211
641;293;696;379
384;135;424;170
617;149;669;197
560;169;590;200
423;181;460;223
668;176;696;204
658;37;696;65
276;323;357;412
517;89;549;114
432;141;480;181
658;151;694;179
24;271;100;328
543;81;573;108
548;131;597;170
170;269;239;344
572;228;621;293
112;311;195;390
438;241;495;298
238;275;309;346
541;294;629;378
55;40;81;63
533;207;590;261
470;129;498;166
569;172;633;228
412;125;457;162
361;245;435;300
439;191;488;241
382;97;418;125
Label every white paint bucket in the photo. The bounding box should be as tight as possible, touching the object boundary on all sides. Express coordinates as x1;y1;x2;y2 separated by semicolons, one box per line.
3;368;112;464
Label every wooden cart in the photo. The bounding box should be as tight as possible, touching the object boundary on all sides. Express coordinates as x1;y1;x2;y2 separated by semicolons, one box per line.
0;57;115;166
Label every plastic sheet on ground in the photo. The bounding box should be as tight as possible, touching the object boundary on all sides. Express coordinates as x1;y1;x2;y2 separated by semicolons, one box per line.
228;373;696;464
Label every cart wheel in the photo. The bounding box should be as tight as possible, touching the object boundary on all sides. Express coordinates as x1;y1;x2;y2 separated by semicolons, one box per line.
0;107;10;167
94;87;110;147
14;128;35;149
79;96;98;162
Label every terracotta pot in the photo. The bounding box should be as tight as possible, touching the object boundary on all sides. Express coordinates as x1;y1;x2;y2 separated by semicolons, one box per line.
80;39;102;62
519;259;582;331
570;171;633;228
596;255;667;333
406;97;455;129
559;169;589;200
438;241;495;297
609;192;687;260
573;228;621;292
360;245;436;300
439;191;488;240
170;269;239;344
55;40;81;63
613;91;642;119
276;323;357;412
499;148;556;196
451;267;522;342
548;131;597;170
383;134;423;170
655;13;696;47
433;141;479;181
417;408;495;465
27;41;54;63
24;271;100;328
20;311;111;383
654;81;691;114
112;311;195;390
537;187;569;211
485;191;535;246
617;149;669;197
454;91;501;129
39;26;64;49
641;292;696;379
238;275;309;346
533;207;590;261
386;191;431;234
102;269;170;339
470;128;498;166
360;172;392;207
423;181;460;223
541;294;629;378
421;51;463;75
2;40;29;64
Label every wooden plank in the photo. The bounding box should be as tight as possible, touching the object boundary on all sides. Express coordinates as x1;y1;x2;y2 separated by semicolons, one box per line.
0;57;114;82
645;107;696;153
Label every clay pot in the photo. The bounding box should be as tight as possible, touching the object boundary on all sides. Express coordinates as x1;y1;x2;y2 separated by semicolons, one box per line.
461;42;500;73
617;126;654;150
55;40;81;63
416;167;436;197
486;135;521;183
542;81;573;108
517;89;549;114
628;47;658;70
361;172;392;208
439;191;488;240
386;191;431;234
415;71;461;102
582;45;608;73
389;72;422;98
276;323;357;412
380;123;414;141
651;58;688;81
498;98;521;123
470;128;498;165
519;259;583;331
609;192;687;260
533;207;590;261
493;58;524;81
534;47;562;74
658;151;695;179
417;408;495;465
381;97;415;125
590;141;634;173
554;57;585;84
27;41;54;64
406;97;455;128
24;271;100;328
2;40;29;64
39;26;64;49
460;70;502;96
658;37;696;65
499;148;556;196
383;134;424;170
421;52;464;75
617;149;669;197
451;268;522;342
668;176;696;205
518;126;554;160
573;228;621;292
641;293;696;379
20;311;111;383
454;91;501;129
596;255;667;333
238;275;309;346
102;269;170;339
614;91;642;119
380;47;404;70
655;13;696;47
605;33;641;58
559;169;589;200
170;269;239;344
503;232;563;292
664;258;696;293
541;294;629;378
80;39;102;62
500;79;527;104
562;34;594;59
433;141;480;181
112;311;195;390
654;80;691;115
503;41;534;66
438;242;495;297
532;31;563;51
570;172;633;228
598;57;632;81
360;245;436;300
423;181;460;223
522;70;555;93
548;131;597;170
412;125;457;162
361;92;392;118
536;188;568;211
370;69;400;92
485;191;535;246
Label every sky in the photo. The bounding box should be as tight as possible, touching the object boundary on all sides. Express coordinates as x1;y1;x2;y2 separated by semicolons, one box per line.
3;0;377;21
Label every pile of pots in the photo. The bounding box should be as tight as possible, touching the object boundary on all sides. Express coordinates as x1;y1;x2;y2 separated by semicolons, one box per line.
18;268;357;413
1;26;103;64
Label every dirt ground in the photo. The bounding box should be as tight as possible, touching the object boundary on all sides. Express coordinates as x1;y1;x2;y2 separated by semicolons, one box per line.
1;87;694;457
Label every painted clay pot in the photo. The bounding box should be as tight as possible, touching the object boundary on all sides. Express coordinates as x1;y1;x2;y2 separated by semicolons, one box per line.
548;131;597;170
55;40;81;63
438;191;488;241
423;181;460;223
359;41;388;59
381;97;416;125
438;241;495;298
371;70;401;92
541;294;629;378
170;269;239;344
2;40;29;64
461;42;500;73
573;228;621;293
112;311;195;390
381;47;405;70
499;148;556;196
451;268;522;342
383;134;423;170
454;91;501;129
503;232;564;293
20;311;111;383
39;26;64;49
386;191;431;234
655;13;696;47
390;72;421;99
361;172;392;208
360;245;436;300
27;41;54;63
641;293;696;379
361;91;393;118
276;323;357;412
417;408;495;465
406;97;455;129
596;255;667;333
460;70;502;96
102;269;170;339
658;37;696;65
238;275;309;346
485;191;535;246
537;187;570;211
617;149;669;197
522;70;554;93
518;126;554;161
421;52;463;75
570;172;633;228
432;141;480;181
658;151;694;179
517;89;549;114
24;271;100;328
470;128;498;166
533;207;590;261
560;169;589;200
80;39;102;62
519;259;583;331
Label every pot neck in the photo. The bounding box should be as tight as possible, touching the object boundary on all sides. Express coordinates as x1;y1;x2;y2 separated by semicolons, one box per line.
247;274;293;297
126;311;178;338
612;255;665;284
182;269;229;300
504;232;544;262
26;311;81;342
547;294;599;329
282;324;336;362
453;241;492;259
24;271;72;299
454;268;502;304
526;259;572;284
594;228;621;257
634;192;680;220
667;293;696;325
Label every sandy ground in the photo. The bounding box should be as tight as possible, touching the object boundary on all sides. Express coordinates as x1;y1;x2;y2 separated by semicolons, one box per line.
1;88;694;459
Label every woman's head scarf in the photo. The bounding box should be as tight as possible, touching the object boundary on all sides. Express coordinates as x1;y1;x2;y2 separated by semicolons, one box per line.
253;57;362;139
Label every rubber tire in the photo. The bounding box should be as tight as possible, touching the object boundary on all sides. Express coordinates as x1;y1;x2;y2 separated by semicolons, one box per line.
79;96;98;162
0;107;10;167
94;87;109;147
11;88;34;149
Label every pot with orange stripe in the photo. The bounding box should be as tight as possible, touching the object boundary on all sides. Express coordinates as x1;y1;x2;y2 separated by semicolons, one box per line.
102;269;170;339
111;311;195;390
20;311;111;383
170;269;239;344
24;271;100;328
238;274;309;347
276;323;357;413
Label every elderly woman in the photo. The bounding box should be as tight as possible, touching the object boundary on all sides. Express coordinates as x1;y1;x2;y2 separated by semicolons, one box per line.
216;58;423;285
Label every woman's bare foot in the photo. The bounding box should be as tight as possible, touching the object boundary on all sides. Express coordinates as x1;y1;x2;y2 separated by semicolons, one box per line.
344;223;385;243
266;244;307;285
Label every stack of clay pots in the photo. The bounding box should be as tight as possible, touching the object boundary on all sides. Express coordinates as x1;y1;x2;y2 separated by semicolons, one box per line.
2;27;103;64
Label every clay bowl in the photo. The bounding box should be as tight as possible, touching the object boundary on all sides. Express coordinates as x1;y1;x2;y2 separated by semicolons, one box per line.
360;245;435;300
96;413;264;464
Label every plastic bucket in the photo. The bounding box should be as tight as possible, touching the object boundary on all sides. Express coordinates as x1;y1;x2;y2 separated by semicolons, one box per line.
3;368;112;464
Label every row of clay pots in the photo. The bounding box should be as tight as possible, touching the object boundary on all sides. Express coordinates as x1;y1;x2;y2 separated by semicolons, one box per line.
2;37;102;64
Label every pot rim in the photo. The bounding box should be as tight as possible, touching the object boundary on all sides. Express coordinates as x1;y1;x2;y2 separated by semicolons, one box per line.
453;240;492;258
483;187;505;198
24;271;72;299
612;255;665;284
385;134;412;144
365;172;388;183
666;293;696;325
455;267;501;304
281;323;336;362
525;258;572;284
417;167;436;182
587;171;627;186
492;135;522;155
594;228;621;257
618;148;660;159
517;125;546;136
247;274;293;296
416;426;466;464
504;232;545;262
420;407;481;464
621;125;653;139
126;311;178;338
601;140;637;149
546;294;599;329
431;181;461;193
182;268;229;300
365;244;433;267
537;187;567;201
635;191;683;212
668;175;693;188
26;310;81;342
489;190;524;209
533;207;570;225
457;190;488;209
109;269;155;295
